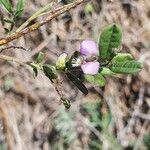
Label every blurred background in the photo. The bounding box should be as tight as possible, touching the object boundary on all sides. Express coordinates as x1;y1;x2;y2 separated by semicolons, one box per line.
0;0;150;150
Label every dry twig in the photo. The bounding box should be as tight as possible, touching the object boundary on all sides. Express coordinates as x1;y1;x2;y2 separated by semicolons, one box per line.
0;0;85;47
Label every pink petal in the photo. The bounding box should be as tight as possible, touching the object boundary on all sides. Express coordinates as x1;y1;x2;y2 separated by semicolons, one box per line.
81;62;100;75
80;40;99;56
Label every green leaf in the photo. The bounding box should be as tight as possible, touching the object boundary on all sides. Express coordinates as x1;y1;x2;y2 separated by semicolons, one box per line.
0;0;13;13
111;53;133;63
35;52;44;64
66;72;88;95
110;60;143;74
15;0;25;18
43;64;58;81
100;67;116;76
99;24;122;61
85;73;106;87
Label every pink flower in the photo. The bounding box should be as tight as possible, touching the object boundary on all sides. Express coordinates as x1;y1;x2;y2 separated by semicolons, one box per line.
81;62;100;75
80;40;100;75
80;40;99;56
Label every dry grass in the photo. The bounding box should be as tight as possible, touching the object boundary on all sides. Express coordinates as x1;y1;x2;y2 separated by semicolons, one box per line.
0;0;149;149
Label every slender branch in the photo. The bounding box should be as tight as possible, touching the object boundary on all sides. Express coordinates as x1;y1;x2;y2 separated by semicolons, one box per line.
0;0;85;46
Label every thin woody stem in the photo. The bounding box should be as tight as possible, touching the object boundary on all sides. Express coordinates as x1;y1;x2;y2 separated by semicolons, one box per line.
0;0;85;46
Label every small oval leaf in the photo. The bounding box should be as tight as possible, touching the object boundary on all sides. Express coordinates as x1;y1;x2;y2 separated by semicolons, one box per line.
99;24;122;61
110;60;143;74
43;64;58;80
35;52;44;64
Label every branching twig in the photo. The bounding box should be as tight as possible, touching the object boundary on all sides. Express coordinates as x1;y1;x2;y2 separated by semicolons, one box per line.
0;0;85;46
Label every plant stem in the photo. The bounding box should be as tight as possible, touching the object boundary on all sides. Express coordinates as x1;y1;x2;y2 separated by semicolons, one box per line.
0;0;85;46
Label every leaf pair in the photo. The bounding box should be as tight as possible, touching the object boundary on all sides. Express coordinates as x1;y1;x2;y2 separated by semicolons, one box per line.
99;24;143;74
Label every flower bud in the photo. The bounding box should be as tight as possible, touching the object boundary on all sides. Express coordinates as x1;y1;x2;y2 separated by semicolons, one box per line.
56;53;68;70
